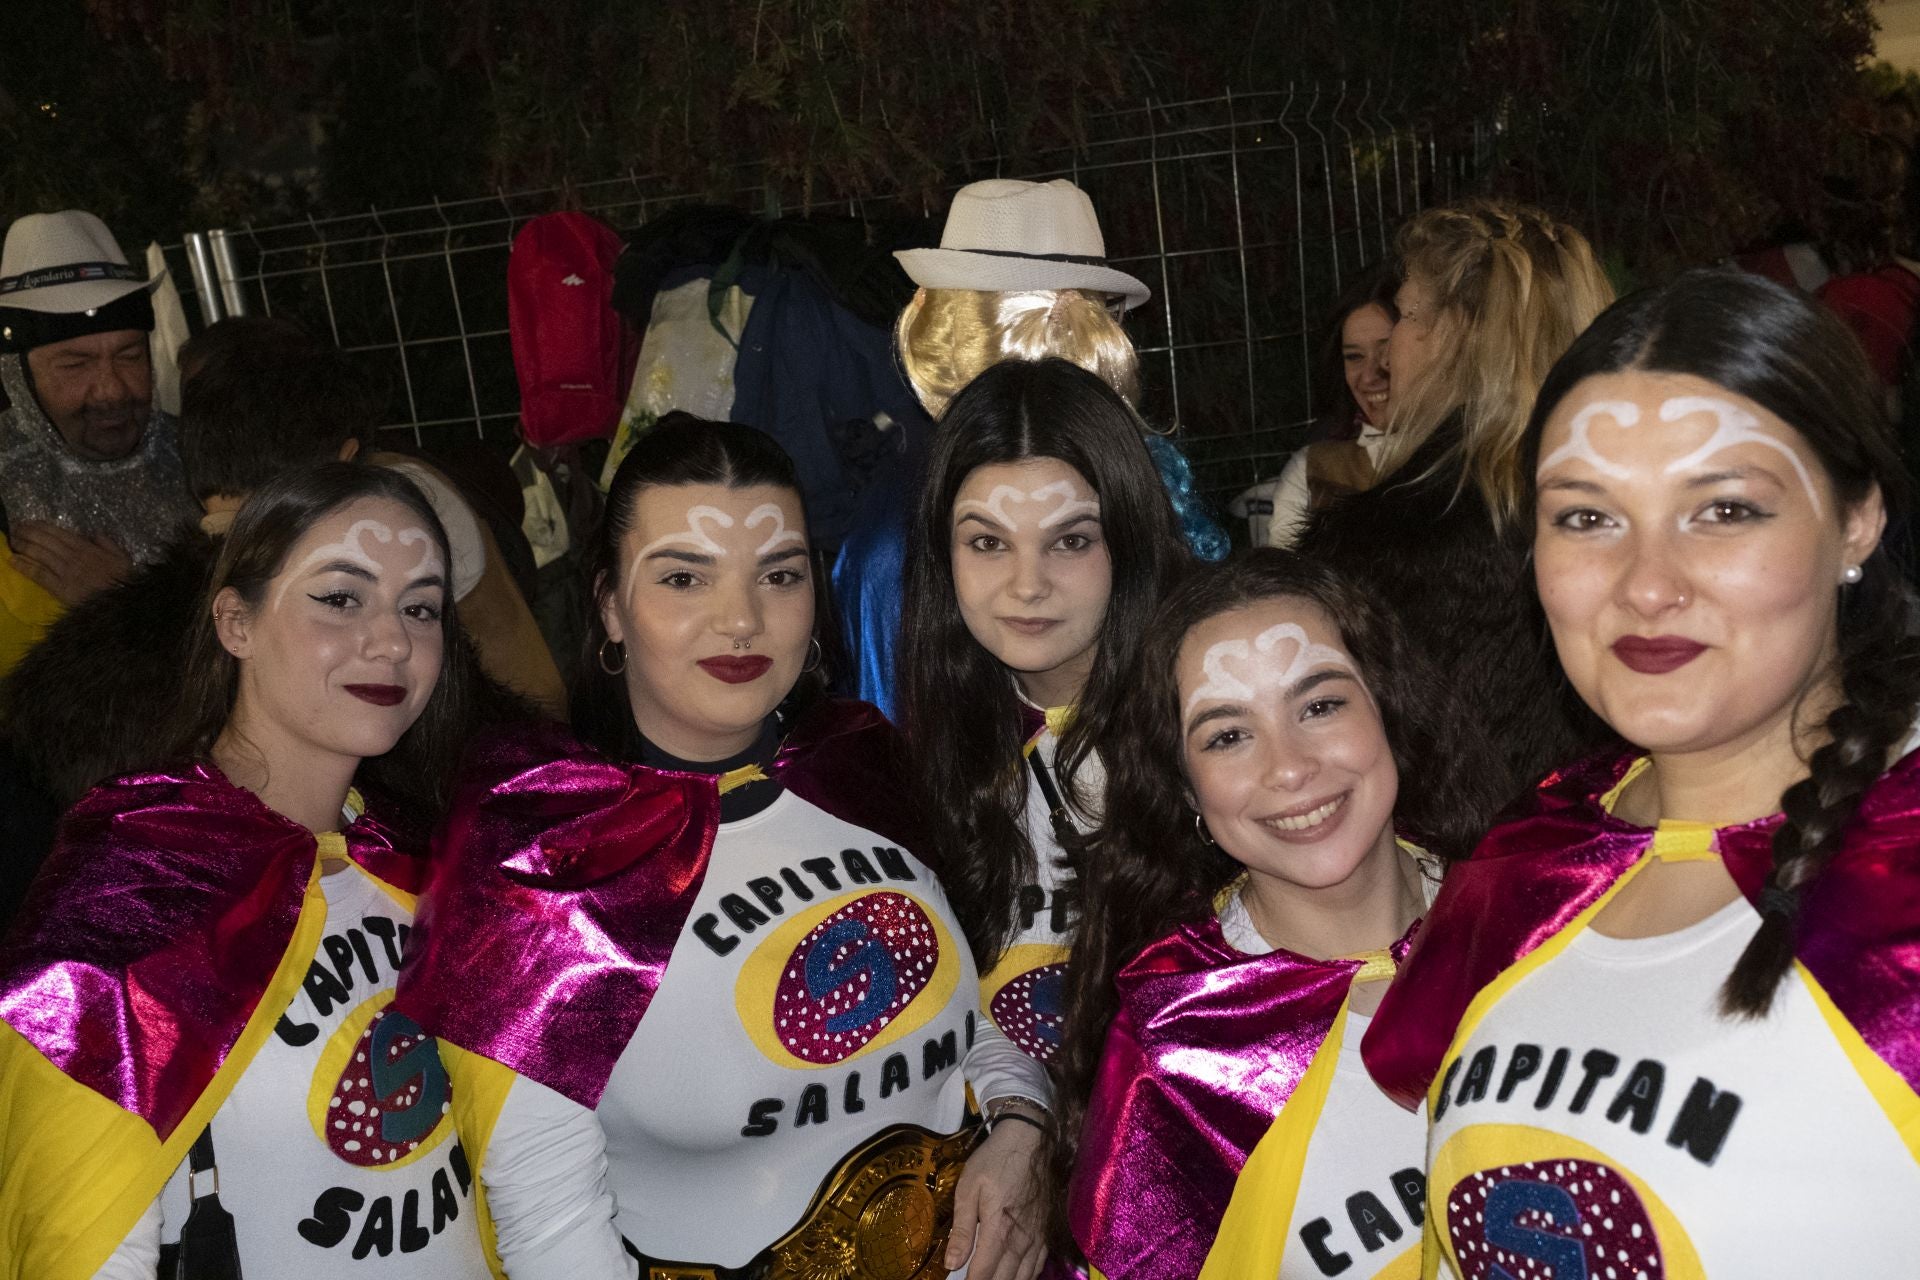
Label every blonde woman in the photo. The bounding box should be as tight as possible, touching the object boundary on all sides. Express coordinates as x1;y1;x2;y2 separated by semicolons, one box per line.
1297;199;1616;858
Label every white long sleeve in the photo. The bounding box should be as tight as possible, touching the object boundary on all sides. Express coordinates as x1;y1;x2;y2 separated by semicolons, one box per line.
481;1074;638;1280
963;1007;1054;1113
1264;452;1314;548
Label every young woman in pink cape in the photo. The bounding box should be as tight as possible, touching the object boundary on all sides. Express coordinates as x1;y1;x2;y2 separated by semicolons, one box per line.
1365;269;1920;1276
1053;549;1448;1279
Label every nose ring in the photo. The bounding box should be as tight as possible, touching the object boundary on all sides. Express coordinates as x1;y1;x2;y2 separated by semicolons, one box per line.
733;639;751;651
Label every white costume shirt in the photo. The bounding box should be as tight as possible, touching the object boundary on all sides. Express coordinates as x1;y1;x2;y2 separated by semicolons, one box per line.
479;789;1050;1275
98;864;489;1279
1427;894;1920;1278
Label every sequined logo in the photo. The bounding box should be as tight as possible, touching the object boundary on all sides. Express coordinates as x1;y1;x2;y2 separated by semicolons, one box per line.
979;943;1070;1061
306;993;455;1170
736;890;960;1068
1432;1128;1704;1280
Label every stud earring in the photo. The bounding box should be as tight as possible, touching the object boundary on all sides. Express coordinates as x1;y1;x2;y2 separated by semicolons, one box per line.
1842;564;1864;585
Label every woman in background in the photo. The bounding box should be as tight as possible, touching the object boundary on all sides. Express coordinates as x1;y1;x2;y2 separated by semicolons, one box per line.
1298;199;1616;858
1239;265;1399;548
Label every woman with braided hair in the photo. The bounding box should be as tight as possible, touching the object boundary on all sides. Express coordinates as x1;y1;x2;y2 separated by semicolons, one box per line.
1297;199;1616;858
1363;269;1920;1276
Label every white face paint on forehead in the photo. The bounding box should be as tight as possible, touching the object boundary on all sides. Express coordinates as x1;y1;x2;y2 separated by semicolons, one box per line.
745;503;804;555
1183;622;1357;716
623;500;808;608
272;519;443;611
953;480;1100;532
1659;395;1822;516
1540;393;1824;516
1538;400;1640;479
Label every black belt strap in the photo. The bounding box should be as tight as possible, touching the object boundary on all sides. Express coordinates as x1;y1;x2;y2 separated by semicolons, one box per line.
1025;747;1080;849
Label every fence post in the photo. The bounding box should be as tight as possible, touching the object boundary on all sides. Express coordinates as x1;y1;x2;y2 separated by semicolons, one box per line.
208;229;249;319
183;232;224;327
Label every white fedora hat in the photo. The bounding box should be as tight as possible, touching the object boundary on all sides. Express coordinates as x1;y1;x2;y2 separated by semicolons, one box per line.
0;210;160;315
894;179;1151;311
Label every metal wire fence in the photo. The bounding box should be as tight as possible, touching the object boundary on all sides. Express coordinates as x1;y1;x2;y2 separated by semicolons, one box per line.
161;85;1476;510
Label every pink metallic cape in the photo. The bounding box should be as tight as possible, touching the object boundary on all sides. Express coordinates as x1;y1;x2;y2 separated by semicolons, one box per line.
0;764;422;1140
1068;911;1418;1280
395;698;922;1108
1363;747;1920;1110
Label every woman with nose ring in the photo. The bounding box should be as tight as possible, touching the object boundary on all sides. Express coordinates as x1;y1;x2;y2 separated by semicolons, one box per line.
1366;270;1920;1275
0;463;495;1279
899;358;1188;1082
1051;550;1446;1279
397;414;1053;1279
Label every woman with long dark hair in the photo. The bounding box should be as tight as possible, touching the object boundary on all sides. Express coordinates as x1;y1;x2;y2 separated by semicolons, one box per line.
1366;270;1920;1274
899;358;1188;1067
398;413;1052;1279
1053;550;1444;1279
1238;264;1400;547
0;463;493;1279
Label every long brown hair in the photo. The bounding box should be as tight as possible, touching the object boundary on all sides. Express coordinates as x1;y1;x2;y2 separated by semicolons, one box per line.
899;358;1188;970
165;462;482;815
1049;549;1442;1241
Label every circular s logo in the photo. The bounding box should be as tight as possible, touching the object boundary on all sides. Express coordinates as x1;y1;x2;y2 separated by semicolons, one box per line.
736;890;959;1067
1430;1127;1702;1280
980;944;1069;1061
306;991;455;1170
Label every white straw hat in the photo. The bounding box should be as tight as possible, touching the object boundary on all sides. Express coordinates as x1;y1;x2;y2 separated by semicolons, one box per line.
894;179;1151;311
0;211;160;315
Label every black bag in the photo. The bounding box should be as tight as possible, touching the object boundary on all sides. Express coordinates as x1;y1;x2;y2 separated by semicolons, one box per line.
155;1126;242;1280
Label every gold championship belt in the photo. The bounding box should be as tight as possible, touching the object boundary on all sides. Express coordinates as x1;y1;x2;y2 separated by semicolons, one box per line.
634;1122;982;1280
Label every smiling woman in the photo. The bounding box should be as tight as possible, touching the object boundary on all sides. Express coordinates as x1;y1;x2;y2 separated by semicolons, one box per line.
0;462;500;1280
1364;270;1920;1278
1053;549;1444;1280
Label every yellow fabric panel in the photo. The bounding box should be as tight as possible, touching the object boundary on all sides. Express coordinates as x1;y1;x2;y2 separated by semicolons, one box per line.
0;859;329;1279
1198;996;1354;1279
437;1040;519;1280
1799;964;1920;1168
0;540;62;685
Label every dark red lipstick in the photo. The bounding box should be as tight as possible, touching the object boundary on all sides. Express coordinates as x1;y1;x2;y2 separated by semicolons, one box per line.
344;683;407;706
698;655;774;684
1611;635;1707;675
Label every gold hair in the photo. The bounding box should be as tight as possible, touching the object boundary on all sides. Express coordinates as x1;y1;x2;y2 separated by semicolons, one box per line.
1372;199;1615;526
896;288;1141;418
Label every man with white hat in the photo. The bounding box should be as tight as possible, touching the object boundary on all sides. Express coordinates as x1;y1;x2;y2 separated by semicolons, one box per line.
0;210;195;625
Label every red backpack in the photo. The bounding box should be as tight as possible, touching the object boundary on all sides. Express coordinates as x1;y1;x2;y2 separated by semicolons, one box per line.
508;212;640;447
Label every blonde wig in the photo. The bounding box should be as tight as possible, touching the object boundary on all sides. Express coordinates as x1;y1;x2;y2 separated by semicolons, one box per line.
896;288;1141;418
1373;199;1614;526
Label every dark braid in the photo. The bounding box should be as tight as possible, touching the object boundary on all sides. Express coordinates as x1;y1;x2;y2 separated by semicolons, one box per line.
1721;553;1920;1017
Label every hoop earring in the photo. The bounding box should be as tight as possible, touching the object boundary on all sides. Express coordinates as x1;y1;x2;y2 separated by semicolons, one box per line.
802;637;823;674
1194;813;1216;846
597;638;626;675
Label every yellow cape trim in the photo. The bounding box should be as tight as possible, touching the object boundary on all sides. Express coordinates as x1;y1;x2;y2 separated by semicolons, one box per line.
717;762;770;795
1200;993;1358;1278
0;857;332;1280
437;1042;520;1280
